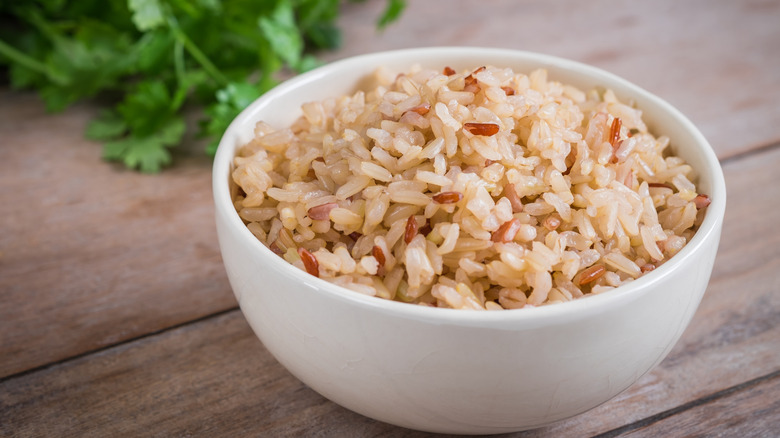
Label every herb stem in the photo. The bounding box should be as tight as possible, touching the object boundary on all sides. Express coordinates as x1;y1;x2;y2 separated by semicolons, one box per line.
170;39;187;110
0;39;65;84
165;15;229;87
174;39;185;83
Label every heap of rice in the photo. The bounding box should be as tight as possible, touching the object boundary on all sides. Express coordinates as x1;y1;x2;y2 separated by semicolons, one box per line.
231;65;711;310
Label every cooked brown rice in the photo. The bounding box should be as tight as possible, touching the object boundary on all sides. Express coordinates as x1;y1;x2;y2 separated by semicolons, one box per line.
230;65;710;310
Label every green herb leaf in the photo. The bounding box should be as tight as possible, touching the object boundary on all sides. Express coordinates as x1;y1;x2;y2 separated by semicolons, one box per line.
303;22;341;50
86;110;128;141
0;0;406;172
377;0;406;30
297;54;322;73
103;117;185;173
129;0;166;32
217;81;262;109
203;80;262;155
258;0;303;69
192;0;220;12
118;80;176;137
135;30;175;73
296;0;340;49
22;15;136;110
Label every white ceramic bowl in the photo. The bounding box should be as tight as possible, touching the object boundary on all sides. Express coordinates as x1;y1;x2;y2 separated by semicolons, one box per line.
213;47;726;434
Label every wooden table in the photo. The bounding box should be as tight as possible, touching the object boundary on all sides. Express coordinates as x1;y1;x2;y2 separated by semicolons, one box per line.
2;1;779;436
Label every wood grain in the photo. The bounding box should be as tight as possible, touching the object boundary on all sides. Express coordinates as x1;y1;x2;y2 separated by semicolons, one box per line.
1;145;778;437
2;0;779;381
619;371;780;437
0;312;409;438
1;1;778;435
0;93;237;378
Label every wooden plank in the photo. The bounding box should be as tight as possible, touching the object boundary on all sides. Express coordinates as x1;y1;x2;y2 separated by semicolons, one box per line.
2;0;779;390
0;93;237;378
618;371;780;437
1;146;778;436
0;312;412;438
332;0;780;159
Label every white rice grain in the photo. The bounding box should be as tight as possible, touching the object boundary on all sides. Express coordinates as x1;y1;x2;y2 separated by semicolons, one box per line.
231;64;706;310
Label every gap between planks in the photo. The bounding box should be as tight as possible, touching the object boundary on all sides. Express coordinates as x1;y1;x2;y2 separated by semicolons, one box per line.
0;306;240;386
592;368;780;438
718;139;780;166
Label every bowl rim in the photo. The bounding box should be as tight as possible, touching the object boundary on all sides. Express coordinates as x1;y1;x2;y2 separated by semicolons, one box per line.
213;46;726;324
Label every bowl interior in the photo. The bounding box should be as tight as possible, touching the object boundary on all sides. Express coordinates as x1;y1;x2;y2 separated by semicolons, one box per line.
213;47;726;322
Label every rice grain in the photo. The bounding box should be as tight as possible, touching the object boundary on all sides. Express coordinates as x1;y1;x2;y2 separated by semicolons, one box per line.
231;65;708;310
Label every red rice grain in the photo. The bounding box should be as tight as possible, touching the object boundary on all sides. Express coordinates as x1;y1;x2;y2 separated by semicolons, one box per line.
463;122;500;136
407;103;431;115
578;265;606;285
419;219;433;236
432;191;464;204
308;202;338;220
298;247;319;277
491;218;522;243
693;194;711;209
609;117;622;149
640;263;656;273
404;215;418;244
269;241;283;256
372;245;386;267
504;184;524;213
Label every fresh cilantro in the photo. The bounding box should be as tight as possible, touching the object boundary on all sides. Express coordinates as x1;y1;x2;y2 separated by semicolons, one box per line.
377;0;407;30
296;0;341;49
90;80;186;172
86;111;128;141
202;81;263;156
0;0;406;172
129;0;166;32
103;117;185;173
258;1;304;70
